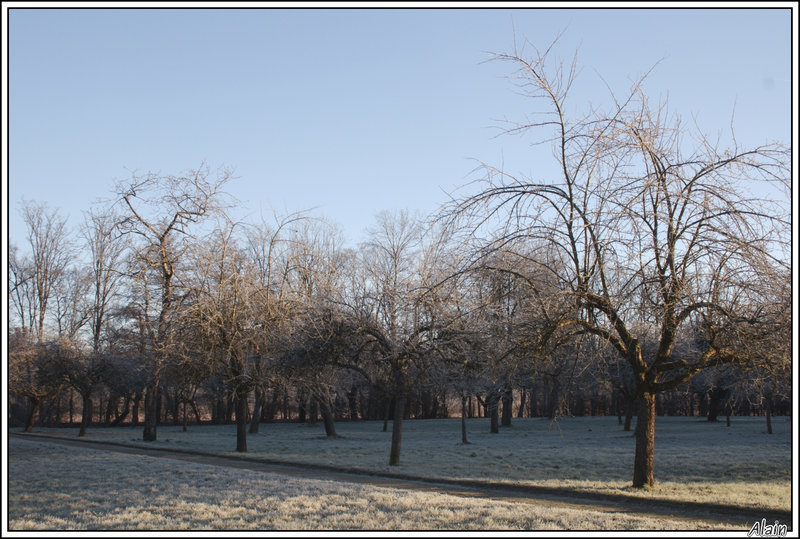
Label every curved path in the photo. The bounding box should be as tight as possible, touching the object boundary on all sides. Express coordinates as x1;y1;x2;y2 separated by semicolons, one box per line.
10;432;790;529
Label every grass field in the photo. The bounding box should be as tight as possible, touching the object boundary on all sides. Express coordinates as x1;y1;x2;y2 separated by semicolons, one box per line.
6;415;793;531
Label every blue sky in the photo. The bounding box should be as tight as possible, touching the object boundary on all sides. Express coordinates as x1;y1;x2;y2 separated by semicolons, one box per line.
6;6;794;251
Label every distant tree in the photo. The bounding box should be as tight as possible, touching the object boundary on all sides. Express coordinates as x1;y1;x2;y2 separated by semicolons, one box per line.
445;36;790;488
12;200;73;341
51;267;91;341
8;331;65;431
48;337;103;436
83;207;127;355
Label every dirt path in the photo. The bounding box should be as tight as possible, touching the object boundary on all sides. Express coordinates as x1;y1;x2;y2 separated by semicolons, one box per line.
11;432;789;529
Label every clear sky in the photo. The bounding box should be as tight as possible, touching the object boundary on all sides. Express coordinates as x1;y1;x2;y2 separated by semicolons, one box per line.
5;5;794;252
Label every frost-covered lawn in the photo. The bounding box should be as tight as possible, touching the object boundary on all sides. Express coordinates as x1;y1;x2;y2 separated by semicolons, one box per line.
8;436;742;531
15;416;792;513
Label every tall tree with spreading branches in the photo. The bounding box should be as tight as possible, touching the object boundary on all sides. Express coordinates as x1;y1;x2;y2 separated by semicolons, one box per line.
114;164;230;442
445;36;790;488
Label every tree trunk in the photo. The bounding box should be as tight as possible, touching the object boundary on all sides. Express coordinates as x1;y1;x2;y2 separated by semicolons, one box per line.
307;398;318;425
132;391;141;426
765;396;773;435
78;394;92;437
235;389;248;452
105;394;116;425
348;386;359;420
110;395;131;427
389;393;405;465
501;387;513;426
517;388;527;419
319;396;338;437
623;393;634;431
707;387;728;422
488;392;500;433
461;395;470;444
142;383;158;441
25;397;41;432
382;398;390;432
632;391;656;488
296;391;306;423
191;399;202;425
249;388;263;434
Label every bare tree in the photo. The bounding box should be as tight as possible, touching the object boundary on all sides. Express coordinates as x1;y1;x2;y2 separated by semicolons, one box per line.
16;200;73;341
8;331;65;431
242;210;310;434
446;37;790;488
114;164;230;442
51;267;92;341
83;207;127;354
179;219;257;451
9;244;37;334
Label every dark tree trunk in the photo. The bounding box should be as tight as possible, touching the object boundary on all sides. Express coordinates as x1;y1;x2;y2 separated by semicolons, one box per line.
132;391;141;426
235;389;248;452
382;398;391;433
765;396;773;434
249;388;263;434
623;392;634;431
487;392;500;434
632;391;656;488
501;387;513;427
142;383;158;441
389;392;405;465
25;397;41;432
517;388;527;419
191;399;202;425
547;382;560;420
348;386;359;420
319;396;338;437
707;387;728;422
78;394;92;437
69;390;75;424
105;394;116;425
461;395;470;444
110;395;131;427
307;398;318;426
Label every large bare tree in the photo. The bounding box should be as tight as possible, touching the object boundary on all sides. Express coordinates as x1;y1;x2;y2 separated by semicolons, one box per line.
114;164;230;442
446;37;790;488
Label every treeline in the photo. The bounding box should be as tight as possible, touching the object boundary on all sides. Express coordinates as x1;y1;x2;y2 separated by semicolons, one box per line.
8;40;791;487
10;362;791;431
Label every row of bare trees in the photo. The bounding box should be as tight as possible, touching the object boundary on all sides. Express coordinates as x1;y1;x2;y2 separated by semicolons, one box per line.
8;38;790;489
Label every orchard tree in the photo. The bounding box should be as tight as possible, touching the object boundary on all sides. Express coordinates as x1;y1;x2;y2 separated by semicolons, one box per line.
184;220;259;452
353;210;462;465
114;164;230;442
242;210;311;434
8;331;65;431
356;210;424;465
446;37;790;488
